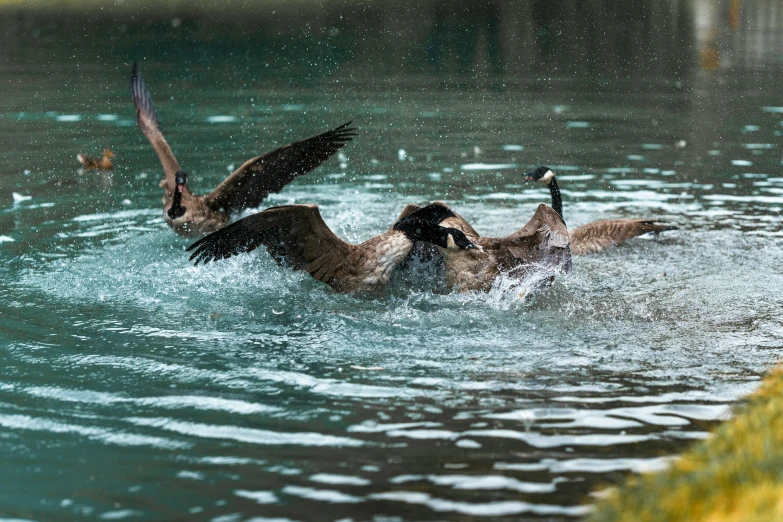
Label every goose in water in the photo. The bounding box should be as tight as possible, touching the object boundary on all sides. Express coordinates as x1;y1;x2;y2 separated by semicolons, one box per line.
395;202;572;292
77;149;114;170
131;62;356;238
186;203;480;293
525;166;676;255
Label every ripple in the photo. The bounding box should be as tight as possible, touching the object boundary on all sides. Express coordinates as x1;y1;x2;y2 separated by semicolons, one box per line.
391;474;558;494
206;115;237;123
282;486;364;504
125;418;365;447
309;473;371;486
26;386;281;415
370;491;590;517
462;429;651;448
234;490;278;504
460;163;519;171
0;414;187;449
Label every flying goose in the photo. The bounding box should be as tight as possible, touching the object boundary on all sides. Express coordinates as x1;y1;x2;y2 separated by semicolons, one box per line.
186;204;480;293
77;149;114;170
525;166;676;255
130;62;356;238
395;202;572;292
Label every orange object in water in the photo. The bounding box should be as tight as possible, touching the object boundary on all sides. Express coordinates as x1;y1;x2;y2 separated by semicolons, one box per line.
77;149;114;170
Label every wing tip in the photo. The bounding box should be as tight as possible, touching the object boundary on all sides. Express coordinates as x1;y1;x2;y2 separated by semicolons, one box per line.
130;60;161;131
332;120;358;141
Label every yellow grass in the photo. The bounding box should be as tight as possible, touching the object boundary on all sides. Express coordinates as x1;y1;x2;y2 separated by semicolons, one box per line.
590;366;783;522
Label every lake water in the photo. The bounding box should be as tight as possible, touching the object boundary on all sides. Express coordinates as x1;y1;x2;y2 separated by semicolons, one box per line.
2;19;783;521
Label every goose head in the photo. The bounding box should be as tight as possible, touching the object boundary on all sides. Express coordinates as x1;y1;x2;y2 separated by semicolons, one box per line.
444;228;482;252
524;166;555;184
167;170;188;219
395;218;481;252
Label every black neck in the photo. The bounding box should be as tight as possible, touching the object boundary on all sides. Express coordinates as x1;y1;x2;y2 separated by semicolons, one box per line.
547;178;563;219
395;218;450;248
168;187;185;219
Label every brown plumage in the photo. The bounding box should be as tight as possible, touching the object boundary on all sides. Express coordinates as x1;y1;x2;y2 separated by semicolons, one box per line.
396;202;572;292
186;204;479;293
77;149;114;170
569;219;677;255
525;166;676;255
130;61;356;238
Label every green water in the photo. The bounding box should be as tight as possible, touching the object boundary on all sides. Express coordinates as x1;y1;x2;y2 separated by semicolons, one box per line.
2;10;783;521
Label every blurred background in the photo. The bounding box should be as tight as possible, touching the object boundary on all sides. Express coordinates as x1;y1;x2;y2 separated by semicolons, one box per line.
0;0;779;77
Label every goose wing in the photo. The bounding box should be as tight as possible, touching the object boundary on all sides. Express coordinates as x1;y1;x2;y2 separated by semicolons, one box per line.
130;62;181;197
485;204;571;270
187;204;354;286
204;123;357;213
570;219;676;255
187;203;351;274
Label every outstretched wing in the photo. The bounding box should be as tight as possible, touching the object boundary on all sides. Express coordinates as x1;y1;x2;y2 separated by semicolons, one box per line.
187;204;354;286
130;61;181;197
488;204;571;272
570;219;676;255
205;123;357;213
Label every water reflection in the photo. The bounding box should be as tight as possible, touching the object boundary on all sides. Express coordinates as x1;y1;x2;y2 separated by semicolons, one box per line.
6;0;779;78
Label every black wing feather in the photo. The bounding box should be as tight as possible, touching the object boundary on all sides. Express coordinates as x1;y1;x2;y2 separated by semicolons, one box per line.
205;122;357;213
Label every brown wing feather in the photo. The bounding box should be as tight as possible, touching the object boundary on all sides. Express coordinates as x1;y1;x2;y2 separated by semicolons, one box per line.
485;204;571;271
570;219;676;255
205;123;357;213
130;62;181;196
187;204;353;287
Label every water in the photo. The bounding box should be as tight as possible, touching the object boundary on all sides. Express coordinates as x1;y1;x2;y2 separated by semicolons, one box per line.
2;43;783;521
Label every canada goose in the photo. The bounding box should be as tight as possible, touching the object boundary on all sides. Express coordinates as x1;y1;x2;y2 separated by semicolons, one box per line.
77;149;114;170
130;61;356;238
525;166;676;255
186;203;480;293
396;202;571;292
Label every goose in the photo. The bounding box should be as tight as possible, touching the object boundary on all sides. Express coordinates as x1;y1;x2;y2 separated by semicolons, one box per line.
525;166;676;255
130;61;356;238
395;202;572;292
77;149;114;170
186;203;480;293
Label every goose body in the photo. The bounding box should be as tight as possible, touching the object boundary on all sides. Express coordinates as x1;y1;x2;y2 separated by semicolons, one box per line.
77;149;114;170
525;167;676;255
131;62;356;238
187;204;478;293
395;202;572;292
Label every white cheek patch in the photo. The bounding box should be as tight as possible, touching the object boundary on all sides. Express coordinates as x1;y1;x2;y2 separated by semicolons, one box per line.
446;234;457;250
540;170;555;183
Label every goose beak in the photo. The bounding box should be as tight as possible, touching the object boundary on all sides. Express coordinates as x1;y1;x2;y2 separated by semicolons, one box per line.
177;183;184;193
469;243;484;253
524;175;534;182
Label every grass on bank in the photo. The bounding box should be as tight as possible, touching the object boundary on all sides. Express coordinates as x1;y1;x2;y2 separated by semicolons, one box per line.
590;366;783;522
